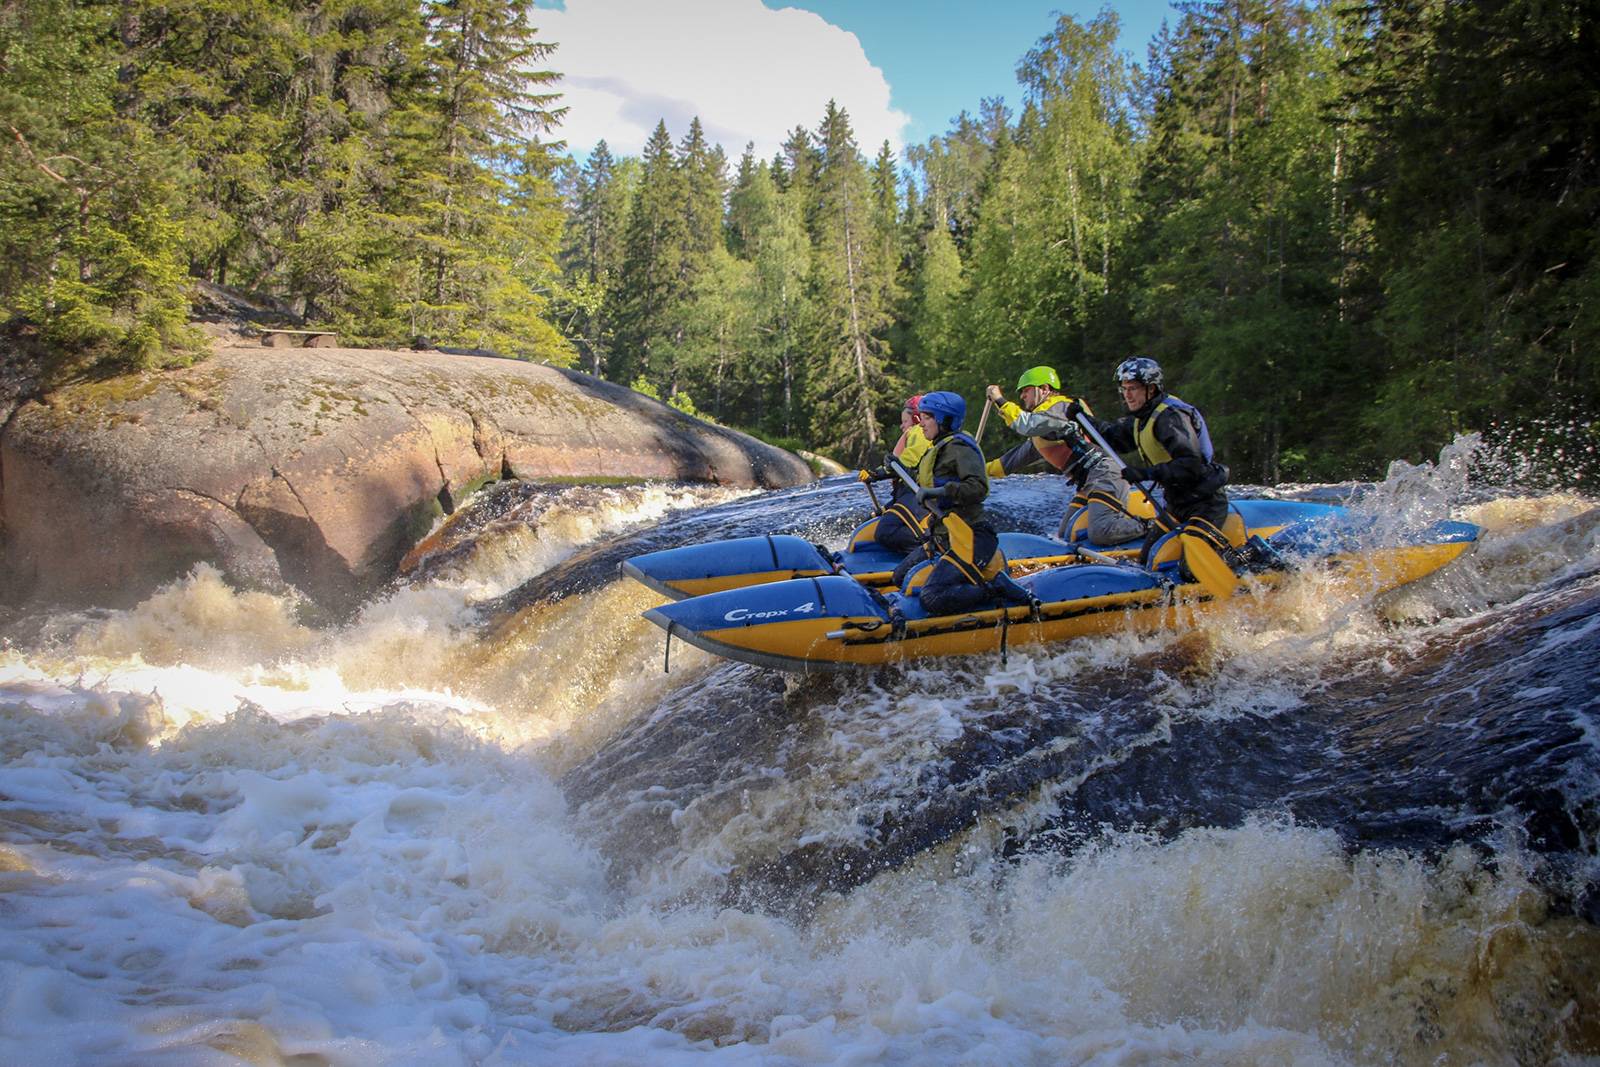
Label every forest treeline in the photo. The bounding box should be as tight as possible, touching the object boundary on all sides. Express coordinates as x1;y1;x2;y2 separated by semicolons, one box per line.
3;0;1596;480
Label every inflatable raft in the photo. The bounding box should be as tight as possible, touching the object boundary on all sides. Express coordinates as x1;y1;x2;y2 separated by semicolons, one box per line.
633;511;1481;672
622;497;1347;600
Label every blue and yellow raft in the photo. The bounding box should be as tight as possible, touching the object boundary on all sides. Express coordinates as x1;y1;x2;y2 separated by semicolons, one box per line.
622;498;1345;600
628;507;1481;672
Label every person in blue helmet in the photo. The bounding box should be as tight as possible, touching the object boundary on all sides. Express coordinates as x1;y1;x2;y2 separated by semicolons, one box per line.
1070;357;1230;535
894;390;1034;616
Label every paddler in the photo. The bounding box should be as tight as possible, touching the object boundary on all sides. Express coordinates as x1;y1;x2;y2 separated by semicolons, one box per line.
894;390;1034;616
857;394;933;554
984;366;1147;546
1069;356;1230;546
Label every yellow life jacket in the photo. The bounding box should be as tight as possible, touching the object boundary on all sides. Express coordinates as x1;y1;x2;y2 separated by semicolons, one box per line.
1134;401;1175;465
896;424;931;469
915;431;986;492
1134;395;1216;467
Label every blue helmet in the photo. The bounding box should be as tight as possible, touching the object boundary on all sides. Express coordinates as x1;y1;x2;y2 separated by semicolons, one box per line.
1115;357;1163;390
917;390;966;433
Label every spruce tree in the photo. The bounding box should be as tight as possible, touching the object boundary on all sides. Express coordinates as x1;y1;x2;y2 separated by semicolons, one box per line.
1344;0;1600;463
613;120;689;385
560;140;632;374
0;0;197;370
396;0;569;357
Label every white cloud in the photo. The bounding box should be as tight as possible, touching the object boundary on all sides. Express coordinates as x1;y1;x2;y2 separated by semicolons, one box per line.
532;0;911;163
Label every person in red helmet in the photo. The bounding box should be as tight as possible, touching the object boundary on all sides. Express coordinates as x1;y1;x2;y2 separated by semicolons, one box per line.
858;394;933;554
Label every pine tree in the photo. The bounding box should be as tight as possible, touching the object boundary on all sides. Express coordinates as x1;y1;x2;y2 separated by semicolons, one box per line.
954;11;1137;401
1130;0;1355;479
1344;0;1600;462
909;222;967;387
678;118;727;263
734;160;813;436
395;0;569;356
726;145;761;256
869;140;908;334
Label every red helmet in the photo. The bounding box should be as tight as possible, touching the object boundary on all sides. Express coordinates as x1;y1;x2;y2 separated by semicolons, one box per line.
904;394;923;414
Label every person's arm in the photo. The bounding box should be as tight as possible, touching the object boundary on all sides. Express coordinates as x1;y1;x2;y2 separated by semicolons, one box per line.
1080;409;1136;454
985;437;1040;479
922;443;988;508
942;443;990;508
1009;408;1072;439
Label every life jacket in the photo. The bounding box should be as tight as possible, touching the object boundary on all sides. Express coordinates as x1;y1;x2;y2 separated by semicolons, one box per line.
916;432;1001;581
1134;394;1215;466
895;424;931;469
916;431;987;492
998;393;1092;472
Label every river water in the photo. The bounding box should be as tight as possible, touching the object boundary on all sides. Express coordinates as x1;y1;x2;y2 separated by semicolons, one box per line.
2;439;1597;1066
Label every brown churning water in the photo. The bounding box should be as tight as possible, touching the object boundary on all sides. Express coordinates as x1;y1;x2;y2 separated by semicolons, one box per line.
1;444;1597;1064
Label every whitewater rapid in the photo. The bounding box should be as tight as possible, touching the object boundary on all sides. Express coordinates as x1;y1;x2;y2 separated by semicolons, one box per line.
2;453;1597;1065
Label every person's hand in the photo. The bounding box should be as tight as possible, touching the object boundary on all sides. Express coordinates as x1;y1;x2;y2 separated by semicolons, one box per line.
1065;400;1085;421
985;384;1004;404
915;485;945;504
1121;466;1153;485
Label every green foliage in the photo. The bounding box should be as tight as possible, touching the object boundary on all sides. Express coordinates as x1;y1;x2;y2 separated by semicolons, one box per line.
803;101;898;464
17;0;1578;471
2;0;574;377
1342;0;1600;465
627;373;698;416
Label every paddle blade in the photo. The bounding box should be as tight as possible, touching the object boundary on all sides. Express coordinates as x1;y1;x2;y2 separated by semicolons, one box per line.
1178;532;1238;599
944;511;976;563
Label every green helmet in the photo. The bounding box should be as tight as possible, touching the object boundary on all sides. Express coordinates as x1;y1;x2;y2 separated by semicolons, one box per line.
1016;365;1061;391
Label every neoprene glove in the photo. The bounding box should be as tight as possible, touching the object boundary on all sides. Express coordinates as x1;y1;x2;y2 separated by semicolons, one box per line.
1064;400;1085;421
1121;465;1153;484
915;485;944;504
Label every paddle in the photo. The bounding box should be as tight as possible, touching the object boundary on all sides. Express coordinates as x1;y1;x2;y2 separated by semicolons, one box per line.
974;397;994;445
887;458;977;554
860;474;883;515
1071;412;1238;600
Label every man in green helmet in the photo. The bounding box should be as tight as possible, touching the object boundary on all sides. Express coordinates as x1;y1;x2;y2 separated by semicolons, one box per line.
985;366;1148;546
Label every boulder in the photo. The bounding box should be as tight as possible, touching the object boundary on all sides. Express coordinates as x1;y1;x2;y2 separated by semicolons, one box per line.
0;345;813;615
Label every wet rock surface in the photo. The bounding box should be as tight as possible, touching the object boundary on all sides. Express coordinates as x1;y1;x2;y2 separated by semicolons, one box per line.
0;345;812;613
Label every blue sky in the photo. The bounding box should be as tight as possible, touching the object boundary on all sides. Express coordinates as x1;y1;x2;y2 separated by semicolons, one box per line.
778;1;1176;146
532;0;1177;161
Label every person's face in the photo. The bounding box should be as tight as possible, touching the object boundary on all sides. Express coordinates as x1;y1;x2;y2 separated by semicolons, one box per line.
1119;381;1153;411
917;411;941;438
1020;384;1046;411
901;407;916;430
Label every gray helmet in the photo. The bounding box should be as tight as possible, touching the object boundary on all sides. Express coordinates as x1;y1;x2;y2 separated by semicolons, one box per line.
1114;357;1163;390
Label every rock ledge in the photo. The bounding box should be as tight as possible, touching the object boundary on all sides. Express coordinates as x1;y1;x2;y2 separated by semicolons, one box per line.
0;345;812;614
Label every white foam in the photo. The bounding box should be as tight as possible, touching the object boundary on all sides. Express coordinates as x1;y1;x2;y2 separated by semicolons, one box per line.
3;472;1597;1064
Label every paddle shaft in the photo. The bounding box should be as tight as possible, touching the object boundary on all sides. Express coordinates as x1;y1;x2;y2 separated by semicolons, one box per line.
1071;413;1180;531
1074;412;1238;597
888;459;925;503
862;476;883;514
974;398;993;444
